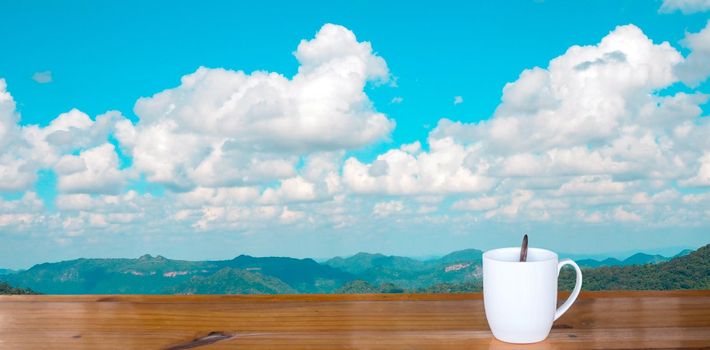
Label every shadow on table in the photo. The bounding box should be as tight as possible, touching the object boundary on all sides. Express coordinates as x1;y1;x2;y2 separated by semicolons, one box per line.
488;339;553;350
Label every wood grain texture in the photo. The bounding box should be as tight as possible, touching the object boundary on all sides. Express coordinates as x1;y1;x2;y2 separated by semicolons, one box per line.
1;291;709;349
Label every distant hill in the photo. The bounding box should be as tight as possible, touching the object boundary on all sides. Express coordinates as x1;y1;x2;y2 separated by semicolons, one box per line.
0;281;36;295
2;254;218;294
576;257;623;268
4;254;352;294
222;255;352;293
559;244;710;290
623;253;669;265
576;252;678;268
170;268;296;294
336;280;379;293
674;249;694;258
417;281;482;293
438;249;483;264
3;245;706;294
335;280;405;294
410;245;708;293
326;253;427;275
0;269;16;275
325;249;483;289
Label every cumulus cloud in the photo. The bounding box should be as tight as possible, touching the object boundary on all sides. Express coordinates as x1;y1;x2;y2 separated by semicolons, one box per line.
0;24;397;236
118;24;393;190
260;177;317;204
660;0;710;13
56;144;127;194
675;20;710;87
54;191;159;236
344;137;495;195
0;80;130;193
373;200;405;217
0;80;125;192
613;207;642;222
453;96;464;105
681;153;710;187
2;22;710;242
0;192;47;231
0;80;35;191
344;24;710;225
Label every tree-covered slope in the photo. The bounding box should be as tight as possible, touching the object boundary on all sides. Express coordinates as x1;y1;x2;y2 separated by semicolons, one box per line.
3;245;706;294
325;249;483;289
221;255;352;293
559;244;710;290
0;268;17;275
170;268;296;294
335;280;404;294
3;254;217;294
0;281;37;295
4;254;353;294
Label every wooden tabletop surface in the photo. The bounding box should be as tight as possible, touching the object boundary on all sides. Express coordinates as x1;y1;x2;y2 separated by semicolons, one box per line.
1;290;709;349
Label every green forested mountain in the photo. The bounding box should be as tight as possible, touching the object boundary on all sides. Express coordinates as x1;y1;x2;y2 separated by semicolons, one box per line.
335;280;405;294
417;281;483;293
2;245;706;294
223;255;352;292
576;252;674;268
324;249;483;289
2;254;217;294
0;281;37;295
4;254;351;294
170;268;296;294
559;244;710;290
326;253;427;275
438;249;483;264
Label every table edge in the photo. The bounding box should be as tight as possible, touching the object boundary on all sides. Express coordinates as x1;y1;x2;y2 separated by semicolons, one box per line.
1;290;709;303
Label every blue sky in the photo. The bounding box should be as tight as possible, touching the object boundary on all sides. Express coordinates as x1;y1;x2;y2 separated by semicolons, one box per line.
1;1;710;268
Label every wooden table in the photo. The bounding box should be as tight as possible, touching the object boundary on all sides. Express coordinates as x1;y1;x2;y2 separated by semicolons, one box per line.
1;291;709;349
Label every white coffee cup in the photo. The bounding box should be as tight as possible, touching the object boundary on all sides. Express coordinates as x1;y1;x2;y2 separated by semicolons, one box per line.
483;247;583;344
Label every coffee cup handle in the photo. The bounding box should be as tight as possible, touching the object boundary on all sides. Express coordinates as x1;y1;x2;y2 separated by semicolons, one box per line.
554;258;583;321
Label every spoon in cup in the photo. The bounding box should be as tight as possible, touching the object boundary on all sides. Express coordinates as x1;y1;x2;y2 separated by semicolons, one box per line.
519;234;528;262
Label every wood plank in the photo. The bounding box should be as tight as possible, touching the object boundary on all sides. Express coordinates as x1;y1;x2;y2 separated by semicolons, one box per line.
0;291;709;349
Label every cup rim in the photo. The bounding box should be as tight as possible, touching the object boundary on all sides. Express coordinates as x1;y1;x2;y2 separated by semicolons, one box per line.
483;247;558;263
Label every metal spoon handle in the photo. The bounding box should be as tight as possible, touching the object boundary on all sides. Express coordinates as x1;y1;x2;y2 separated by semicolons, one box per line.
519;234;528;262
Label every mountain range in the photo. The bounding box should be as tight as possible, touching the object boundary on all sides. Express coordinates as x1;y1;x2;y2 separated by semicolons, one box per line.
0;269;17;275
574;249;693;268
0;246;706;294
559;244;710;290
0;254;352;294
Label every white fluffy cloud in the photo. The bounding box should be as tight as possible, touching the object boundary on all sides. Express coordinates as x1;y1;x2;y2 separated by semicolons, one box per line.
681;153;710;186
344;24;710;225
343;139;494;195
2;22;710;243
0;80;128;193
0;192;44;228
261;177;317;204
54;191;160;236
0;80;36;191
117;24;393;190
613;207;642;222
373;200;405;217
676;20;710;86
660;0;710;13
56;144;127;194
